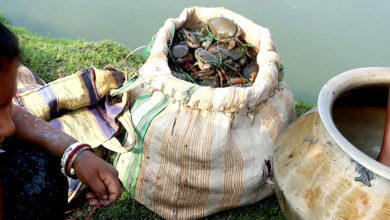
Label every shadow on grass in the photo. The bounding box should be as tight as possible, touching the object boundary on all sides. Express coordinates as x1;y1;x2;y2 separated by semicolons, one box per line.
70;191;284;220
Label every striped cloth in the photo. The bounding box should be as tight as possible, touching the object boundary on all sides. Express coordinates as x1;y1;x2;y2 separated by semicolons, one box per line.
14;65;135;201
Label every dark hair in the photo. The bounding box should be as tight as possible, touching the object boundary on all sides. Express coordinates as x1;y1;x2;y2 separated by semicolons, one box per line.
0;22;20;70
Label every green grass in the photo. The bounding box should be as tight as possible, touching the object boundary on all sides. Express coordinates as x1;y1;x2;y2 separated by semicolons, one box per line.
1;14;315;220
295;100;316;117
2;14;144;82
70;191;284;220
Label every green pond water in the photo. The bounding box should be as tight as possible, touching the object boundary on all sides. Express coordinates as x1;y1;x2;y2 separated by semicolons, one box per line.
2;0;390;101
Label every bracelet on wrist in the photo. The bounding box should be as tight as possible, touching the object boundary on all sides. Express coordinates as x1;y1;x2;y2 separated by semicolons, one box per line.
66;146;91;178
61;142;92;178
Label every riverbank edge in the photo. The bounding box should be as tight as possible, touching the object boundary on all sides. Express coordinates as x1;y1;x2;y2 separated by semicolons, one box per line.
1;13;314;219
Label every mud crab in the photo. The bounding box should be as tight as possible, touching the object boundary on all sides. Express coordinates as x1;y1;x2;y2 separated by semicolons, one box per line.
204;17;254;58
171;43;189;64
180;29;202;49
191;48;226;86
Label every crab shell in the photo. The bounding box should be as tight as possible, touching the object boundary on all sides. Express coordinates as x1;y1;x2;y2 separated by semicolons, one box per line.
194;48;219;70
207;17;242;40
171;44;189;59
242;63;259;79
208;43;243;61
182;29;201;49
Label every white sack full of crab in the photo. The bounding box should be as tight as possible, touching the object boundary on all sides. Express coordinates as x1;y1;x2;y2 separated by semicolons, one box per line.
113;7;295;219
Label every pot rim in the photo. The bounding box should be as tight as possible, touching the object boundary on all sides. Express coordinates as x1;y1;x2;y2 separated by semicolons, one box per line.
318;67;390;180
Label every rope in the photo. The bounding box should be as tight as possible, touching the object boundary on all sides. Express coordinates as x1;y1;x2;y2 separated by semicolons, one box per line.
123;45;146;64
65;195;84;220
198;27;205;35
85;201;105;220
165;21;197;84
183;85;196;102
143;35;156;57
179;67;196;84
110;75;139;96
215;41;223;68
205;23;217;41
65;196;104;220
201;24;223;68
167;21;176;60
280;60;285;79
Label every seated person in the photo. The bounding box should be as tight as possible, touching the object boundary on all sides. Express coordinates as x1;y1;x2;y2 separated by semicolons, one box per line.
0;23;120;219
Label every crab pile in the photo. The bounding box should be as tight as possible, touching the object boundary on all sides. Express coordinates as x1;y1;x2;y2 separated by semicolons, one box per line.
168;17;259;88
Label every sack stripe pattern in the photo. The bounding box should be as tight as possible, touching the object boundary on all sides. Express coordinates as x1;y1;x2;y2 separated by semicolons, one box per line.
129;97;171;196
220;136;244;210
138;105;178;210
122;96;170;191
133;105;171;201
150;109;214;219
130;92;152;111
123;97;165;188
258;101;283;144
276;85;294;119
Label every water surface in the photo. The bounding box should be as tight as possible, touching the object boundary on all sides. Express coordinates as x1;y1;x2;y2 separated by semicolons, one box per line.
2;0;390;101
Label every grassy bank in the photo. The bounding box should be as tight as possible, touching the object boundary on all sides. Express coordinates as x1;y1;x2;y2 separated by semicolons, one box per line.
2;14;314;219
1;15;144;82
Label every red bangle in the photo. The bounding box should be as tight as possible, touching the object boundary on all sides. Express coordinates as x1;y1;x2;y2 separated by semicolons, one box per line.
67;146;92;178
64;144;91;177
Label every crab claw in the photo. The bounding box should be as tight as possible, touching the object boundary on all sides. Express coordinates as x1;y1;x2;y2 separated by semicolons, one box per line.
230;77;245;85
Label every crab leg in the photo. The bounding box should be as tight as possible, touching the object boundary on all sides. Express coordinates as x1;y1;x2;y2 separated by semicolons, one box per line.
217;69;224;87
236;39;254;60
222;68;231;85
224;63;244;78
199;69;215;76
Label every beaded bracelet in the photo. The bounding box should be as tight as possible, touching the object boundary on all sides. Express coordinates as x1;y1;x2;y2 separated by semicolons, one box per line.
61;142;92;178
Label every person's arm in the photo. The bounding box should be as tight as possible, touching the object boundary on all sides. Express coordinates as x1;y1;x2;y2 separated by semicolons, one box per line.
11;105;121;205
378;87;390;166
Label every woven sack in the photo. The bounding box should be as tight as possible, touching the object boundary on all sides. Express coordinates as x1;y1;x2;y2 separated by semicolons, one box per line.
112;7;295;219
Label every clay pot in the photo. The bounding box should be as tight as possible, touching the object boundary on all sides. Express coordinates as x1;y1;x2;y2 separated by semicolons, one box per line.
273;67;390;219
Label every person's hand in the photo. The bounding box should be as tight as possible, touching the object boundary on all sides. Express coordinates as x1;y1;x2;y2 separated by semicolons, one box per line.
73;150;121;206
